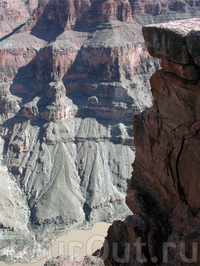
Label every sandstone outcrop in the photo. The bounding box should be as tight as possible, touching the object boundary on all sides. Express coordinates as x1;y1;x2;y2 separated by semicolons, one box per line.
102;18;200;265
0;13;156;232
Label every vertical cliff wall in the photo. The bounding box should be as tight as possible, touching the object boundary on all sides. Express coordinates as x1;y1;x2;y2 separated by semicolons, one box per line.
103;18;200;266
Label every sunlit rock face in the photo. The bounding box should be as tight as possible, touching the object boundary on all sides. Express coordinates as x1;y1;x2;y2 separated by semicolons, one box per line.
102;18;200;266
1;13;156;232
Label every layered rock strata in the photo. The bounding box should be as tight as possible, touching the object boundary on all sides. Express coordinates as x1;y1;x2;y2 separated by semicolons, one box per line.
2;0;200;41
0;0;36;39
0;0;161;263
2;0;200;263
31;0;132;30
102;18;200;266
1;18;156;233
131;0;200;25
0;137;45;263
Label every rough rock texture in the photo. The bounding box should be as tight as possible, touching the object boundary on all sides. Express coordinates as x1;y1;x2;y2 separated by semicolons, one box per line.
142;17;200;64
0;137;46;263
102;18;200;265
161;58;200;80
0;137;28;232
0;0;35;39
31;0;132;30
1;0;200;41
2;0;200;264
29;0;200;30
0;18;155;233
44;254;104;266
131;0;200;25
0;0;161;263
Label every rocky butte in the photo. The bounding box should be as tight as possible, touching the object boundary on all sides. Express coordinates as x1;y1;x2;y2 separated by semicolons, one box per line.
1;0;200;264
95;17;200;266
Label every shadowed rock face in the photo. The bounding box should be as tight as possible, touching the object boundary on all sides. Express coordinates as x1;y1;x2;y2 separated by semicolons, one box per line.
102;18;200;266
31;0;132;30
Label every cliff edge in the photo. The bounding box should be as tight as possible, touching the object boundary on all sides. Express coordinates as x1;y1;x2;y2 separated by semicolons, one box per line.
102;18;200;266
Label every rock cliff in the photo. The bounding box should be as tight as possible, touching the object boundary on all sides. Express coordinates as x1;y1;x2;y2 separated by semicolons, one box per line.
1;18;155;235
2;0;200;264
2;0;200;40
0;136;47;263
131;0;200;25
0;0;160;263
102;18;200;266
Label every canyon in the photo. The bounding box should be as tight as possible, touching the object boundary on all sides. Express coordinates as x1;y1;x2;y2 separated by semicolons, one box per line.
0;0;200;264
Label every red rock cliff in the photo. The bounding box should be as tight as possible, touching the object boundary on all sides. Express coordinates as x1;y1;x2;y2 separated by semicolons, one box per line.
31;0;132;30
102;18;200;266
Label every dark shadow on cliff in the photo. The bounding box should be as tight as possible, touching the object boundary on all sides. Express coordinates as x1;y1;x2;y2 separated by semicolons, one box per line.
30;21;64;42
9;57;38;105
62;42;120;83
8;56;50;123
0;21;27;43
8;44;133;143
1;116;27;153
29;0;106;42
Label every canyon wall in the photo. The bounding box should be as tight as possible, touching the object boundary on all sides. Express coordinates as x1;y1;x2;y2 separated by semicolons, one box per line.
2;0;200;40
0;0;158;263
102;18;200;266
131;0;200;25
1;0;200;264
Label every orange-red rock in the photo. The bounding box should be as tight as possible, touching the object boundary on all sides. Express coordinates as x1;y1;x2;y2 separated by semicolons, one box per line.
102;18;200;266
161;58;200;80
